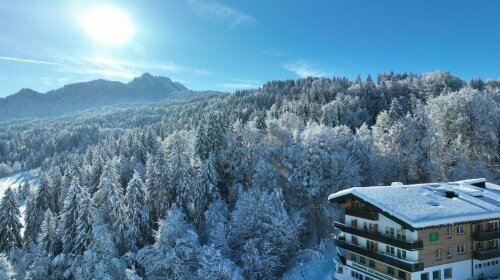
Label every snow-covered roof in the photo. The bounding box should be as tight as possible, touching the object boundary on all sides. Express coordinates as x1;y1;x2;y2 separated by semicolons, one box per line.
328;179;500;229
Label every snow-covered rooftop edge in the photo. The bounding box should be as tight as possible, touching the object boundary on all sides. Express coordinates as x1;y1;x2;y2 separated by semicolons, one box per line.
329;178;500;229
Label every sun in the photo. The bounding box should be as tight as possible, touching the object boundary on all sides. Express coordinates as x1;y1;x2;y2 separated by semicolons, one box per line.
82;5;135;46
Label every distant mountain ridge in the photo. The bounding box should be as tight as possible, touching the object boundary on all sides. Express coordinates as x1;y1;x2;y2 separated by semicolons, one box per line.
0;73;189;121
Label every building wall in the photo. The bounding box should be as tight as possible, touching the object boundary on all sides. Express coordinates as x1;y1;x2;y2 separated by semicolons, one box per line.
418;225;472;267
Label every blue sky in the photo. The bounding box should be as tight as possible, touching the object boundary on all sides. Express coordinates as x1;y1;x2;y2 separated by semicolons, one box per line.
0;0;499;97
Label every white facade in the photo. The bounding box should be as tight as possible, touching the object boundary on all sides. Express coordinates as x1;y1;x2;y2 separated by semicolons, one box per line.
472;257;500;278
344;213;420;262
409;259;471;280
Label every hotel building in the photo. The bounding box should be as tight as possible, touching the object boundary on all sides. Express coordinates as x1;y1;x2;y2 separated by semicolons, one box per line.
329;179;500;280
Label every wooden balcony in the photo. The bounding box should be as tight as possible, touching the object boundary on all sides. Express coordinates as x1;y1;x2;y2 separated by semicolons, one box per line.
335;238;424;272
472;230;500;241
473;248;500;260
334;222;423;251
345;208;379;221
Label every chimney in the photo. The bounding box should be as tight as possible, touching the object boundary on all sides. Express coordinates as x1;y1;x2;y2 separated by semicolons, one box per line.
445;191;457;198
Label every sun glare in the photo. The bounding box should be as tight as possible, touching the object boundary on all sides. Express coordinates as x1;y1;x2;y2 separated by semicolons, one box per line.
82;5;135;46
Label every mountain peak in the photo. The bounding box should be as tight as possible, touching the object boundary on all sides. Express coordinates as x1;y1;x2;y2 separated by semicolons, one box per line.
0;73;189;120
8;88;42;99
128;73;186;92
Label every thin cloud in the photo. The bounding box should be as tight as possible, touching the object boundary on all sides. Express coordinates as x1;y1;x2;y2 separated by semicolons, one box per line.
187;0;255;27
85;55;210;76
57;54;210;81
219;79;261;89
0;55;59;65
261;49;290;57
283;62;330;78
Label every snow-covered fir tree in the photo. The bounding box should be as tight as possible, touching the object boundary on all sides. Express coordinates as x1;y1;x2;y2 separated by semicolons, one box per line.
125;171;151;252
0;187;23;253
93;162;126;253
137;207;200;279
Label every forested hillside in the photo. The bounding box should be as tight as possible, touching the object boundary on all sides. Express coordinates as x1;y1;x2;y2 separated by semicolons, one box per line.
0;71;498;279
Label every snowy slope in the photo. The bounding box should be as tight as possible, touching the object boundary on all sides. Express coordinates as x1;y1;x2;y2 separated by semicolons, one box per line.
0;170;39;198
283;242;338;280
0;170;40;232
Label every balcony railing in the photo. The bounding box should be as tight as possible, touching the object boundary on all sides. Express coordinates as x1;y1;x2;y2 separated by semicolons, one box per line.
335;238;424;272
334;222;423;251
472;230;500;241
345;208;379;221
473;248;500;260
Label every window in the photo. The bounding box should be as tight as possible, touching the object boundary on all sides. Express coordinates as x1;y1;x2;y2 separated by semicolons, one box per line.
435;249;441;259
446;225;451;238
447;247;452;258
396;249;406;259
457;225;465;235
369;259;375;268
475;264;478;269
398;270;406;280
493;221;499;231
387;266;395;276
478;263;482;268
363;222;368;230
367;240;377;252
351;219;358;228
457;244;465;254
443;268;452;279
355;200;362;210
475;224;482;232
433;270;440;280
493;239;499;249
421;272;429;280
386;227;395;236
386;245;395;255
475;242;482;251
351;252;357;262
351;235;358;245
337;266;343;274
359;256;366;265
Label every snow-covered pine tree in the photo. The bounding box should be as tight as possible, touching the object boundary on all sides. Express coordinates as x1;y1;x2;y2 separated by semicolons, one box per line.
60;178;80;254
194;124;209;161
228;189;300;279
192;154;220;226
203;199;230;253
0;187;23;252
74;185;93;255
93;162;126;253
125;170;151;252
137;207;200;279
26;175;56;246
23;196;38;247
176;164;192;220
37;209;59;256
70;217;124;280
145;151;172;223
17;181;31;201
197;245;243;280
0;253;16;280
